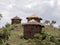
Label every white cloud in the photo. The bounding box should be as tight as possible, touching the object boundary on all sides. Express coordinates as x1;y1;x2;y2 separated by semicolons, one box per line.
0;0;60;27
25;4;33;9
6;4;16;10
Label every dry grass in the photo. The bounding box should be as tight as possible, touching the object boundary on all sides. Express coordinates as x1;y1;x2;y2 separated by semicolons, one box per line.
7;25;60;45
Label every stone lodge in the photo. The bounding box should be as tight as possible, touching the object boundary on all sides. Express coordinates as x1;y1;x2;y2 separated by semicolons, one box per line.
11;14;44;39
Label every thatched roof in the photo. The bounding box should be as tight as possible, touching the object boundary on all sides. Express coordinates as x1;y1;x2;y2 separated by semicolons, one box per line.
29;19;38;23
23;19;44;27
11;16;21;20
26;14;42;19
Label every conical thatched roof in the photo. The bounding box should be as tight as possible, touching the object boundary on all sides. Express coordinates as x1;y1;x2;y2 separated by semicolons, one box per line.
28;19;41;25
11;16;21;20
29;19;38;23
23;19;44;26
26;14;42;19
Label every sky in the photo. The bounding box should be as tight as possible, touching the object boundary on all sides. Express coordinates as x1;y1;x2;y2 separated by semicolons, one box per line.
0;0;60;28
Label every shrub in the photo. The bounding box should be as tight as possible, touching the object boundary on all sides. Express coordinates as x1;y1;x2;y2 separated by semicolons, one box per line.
34;33;42;39
18;33;24;39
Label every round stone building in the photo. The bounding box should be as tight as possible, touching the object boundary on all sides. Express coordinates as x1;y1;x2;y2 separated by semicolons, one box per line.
11;16;22;24
23;15;44;39
11;14;44;39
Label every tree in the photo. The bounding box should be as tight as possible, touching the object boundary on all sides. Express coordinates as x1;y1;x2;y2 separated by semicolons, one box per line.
0;23;12;45
2;23;12;40
0;14;2;20
58;26;60;30
44;20;50;25
51;20;56;25
50;20;56;27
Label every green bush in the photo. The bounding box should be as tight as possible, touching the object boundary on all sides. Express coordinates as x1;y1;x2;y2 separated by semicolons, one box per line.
18;33;24;39
34;33;42;39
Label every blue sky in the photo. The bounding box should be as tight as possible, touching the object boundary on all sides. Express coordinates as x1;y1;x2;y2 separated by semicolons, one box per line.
0;0;60;28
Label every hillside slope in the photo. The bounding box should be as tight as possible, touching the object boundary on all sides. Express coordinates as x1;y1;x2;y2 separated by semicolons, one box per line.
8;25;60;45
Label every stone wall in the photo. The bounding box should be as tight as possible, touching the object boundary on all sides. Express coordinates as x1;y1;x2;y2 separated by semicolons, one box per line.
23;25;42;39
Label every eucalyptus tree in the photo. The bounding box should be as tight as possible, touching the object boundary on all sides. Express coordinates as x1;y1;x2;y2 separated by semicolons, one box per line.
44;20;50;25
51;20;56;25
50;20;56;27
0;14;2;20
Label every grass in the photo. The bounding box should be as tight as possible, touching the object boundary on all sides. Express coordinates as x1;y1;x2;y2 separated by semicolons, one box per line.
7;25;60;45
